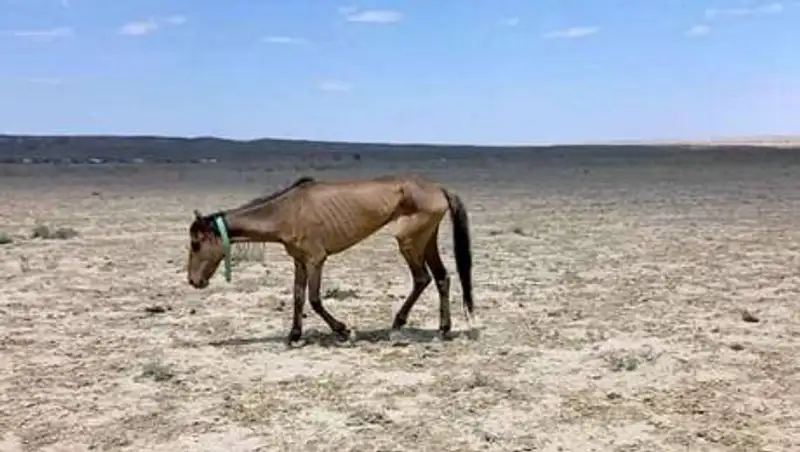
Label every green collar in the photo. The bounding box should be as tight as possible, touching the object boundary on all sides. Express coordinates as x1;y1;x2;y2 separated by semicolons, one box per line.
213;215;232;283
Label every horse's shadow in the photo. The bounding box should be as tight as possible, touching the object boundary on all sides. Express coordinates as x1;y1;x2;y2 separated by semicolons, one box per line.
207;326;481;349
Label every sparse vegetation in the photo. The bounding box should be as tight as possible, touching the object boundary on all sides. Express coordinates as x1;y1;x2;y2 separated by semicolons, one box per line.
138;361;174;382
487;226;529;237
511;226;527;236
18;255;31;273
604;346;663;373
0;231;12;245
607;354;642;372
30;225;80;240
2;151;798;451
324;286;359;300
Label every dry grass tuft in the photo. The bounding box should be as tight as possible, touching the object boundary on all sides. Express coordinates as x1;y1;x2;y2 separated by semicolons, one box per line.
30;224;80;240
138;361;174;382
603;345;663;373
324;286;360;300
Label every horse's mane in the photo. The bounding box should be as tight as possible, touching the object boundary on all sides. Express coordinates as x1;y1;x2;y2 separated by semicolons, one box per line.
194;176;315;234
236;176;315;211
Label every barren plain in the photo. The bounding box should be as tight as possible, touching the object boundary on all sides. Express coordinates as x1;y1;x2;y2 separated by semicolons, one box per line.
1;149;799;451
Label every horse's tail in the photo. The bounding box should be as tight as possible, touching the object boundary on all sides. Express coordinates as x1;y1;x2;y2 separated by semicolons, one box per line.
442;188;474;325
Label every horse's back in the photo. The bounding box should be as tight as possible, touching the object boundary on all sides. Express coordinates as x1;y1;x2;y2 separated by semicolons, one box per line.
288;175;448;253
288;179;402;253
306;175;449;216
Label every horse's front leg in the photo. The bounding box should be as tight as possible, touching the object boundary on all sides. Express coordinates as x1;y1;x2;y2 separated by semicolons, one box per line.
286;258;307;345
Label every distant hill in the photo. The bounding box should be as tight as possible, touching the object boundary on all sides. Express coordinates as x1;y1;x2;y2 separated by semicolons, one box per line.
0;134;502;164
595;135;800;148
0;134;798;164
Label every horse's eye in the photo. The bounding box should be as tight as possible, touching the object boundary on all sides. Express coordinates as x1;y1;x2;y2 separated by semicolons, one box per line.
191;242;200;252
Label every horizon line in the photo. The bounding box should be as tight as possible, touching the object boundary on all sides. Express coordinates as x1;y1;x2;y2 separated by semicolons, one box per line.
2;132;800;148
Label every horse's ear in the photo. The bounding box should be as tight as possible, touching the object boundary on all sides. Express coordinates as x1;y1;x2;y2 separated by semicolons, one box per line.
194;209;203;220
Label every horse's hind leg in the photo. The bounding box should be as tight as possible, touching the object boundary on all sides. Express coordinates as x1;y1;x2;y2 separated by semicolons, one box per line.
391;244;431;332
390;220;434;337
424;227;452;340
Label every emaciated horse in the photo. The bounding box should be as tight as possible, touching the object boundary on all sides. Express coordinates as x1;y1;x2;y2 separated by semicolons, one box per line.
186;175;475;345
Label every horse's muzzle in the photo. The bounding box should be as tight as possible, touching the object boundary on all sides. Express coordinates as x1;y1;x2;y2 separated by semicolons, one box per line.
188;278;209;289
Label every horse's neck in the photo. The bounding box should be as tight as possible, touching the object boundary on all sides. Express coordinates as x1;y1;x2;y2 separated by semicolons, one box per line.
225;206;284;243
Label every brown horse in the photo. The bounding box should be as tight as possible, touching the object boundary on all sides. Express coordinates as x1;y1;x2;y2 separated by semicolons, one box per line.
186;175;475;345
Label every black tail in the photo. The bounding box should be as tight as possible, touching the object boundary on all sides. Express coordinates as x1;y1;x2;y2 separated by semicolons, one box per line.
442;188;474;315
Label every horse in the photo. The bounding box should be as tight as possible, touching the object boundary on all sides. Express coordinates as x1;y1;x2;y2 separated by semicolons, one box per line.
186;175;475;345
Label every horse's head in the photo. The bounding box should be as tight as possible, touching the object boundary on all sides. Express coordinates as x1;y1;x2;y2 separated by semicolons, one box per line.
187;210;228;289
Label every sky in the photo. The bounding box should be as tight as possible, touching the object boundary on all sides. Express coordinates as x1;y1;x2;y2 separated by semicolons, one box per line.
0;0;798;145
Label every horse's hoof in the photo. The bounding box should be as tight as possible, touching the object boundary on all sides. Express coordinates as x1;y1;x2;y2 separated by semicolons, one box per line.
389;329;411;346
336;330;357;347
285;339;306;349
285;330;304;348
334;328;354;344
437;330;453;342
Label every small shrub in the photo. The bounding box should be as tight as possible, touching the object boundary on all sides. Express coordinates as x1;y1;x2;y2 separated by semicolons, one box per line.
608;355;640;372
139;361;174;382
486;227;528;237
0;232;12;245
52;227;80;240
31;225;80;240
19;255;31;273
324;287;359;300
31;225;50;239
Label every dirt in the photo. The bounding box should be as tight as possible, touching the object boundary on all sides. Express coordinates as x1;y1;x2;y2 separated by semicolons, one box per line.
1;155;799;451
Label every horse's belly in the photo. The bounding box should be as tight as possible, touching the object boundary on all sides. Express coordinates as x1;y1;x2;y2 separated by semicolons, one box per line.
325;217;390;254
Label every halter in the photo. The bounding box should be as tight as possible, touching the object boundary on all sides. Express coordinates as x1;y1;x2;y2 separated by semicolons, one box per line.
213;215;233;283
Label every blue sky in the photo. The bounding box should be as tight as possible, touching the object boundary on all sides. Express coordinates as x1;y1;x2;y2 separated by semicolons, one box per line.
0;0;797;145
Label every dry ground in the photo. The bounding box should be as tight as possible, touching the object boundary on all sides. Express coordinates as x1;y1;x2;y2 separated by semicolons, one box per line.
1;155;799;452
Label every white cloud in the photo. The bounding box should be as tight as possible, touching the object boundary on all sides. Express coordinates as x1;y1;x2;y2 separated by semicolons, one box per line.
27;77;63;85
338;5;359;15
262;36;308;45
118;19;159;36
704;7;749;19
501;17;520;27
4;26;73;40
686;24;711;37
705;3;784;19
318;80;352;92
340;6;403;24
118;15;187;36
543;26;599;39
